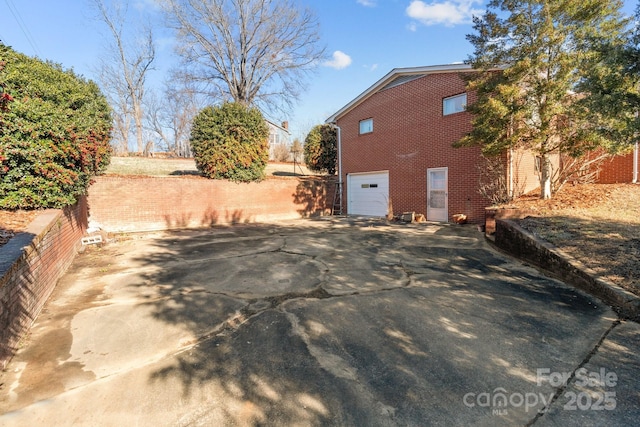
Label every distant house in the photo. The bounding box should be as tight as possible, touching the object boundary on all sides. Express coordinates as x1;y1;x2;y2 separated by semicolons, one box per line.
326;63;638;223
266;120;292;161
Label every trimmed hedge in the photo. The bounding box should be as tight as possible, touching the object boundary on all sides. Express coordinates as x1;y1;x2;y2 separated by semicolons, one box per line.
0;44;112;209
190;102;269;182
304;124;336;175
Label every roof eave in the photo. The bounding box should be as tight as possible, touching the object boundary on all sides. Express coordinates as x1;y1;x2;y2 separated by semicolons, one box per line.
265;119;292;135
325;63;474;124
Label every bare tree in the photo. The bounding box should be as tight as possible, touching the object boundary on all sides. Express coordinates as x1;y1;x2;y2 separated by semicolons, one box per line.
551;152;612;193
146;83;202;157
159;0;325;114
92;0;155;154
477;153;526;206
106;77;132;155
271;143;291;162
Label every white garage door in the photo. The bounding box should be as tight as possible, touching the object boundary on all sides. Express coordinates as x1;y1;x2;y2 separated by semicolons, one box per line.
347;171;389;217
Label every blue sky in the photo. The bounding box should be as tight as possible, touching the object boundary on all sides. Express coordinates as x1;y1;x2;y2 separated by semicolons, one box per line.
1;0;637;142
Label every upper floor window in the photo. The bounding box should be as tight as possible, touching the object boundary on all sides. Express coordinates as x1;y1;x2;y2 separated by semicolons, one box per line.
359;118;373;134
443;93;467;116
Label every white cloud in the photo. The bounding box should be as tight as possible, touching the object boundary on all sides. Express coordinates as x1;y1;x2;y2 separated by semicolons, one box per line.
357;0;377;7
363;63;379;72
406;0;483;27
324;51;352;70
156;36;175;51
134;0;162;12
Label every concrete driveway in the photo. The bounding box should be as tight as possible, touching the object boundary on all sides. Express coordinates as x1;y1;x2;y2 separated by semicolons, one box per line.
0;218;638;426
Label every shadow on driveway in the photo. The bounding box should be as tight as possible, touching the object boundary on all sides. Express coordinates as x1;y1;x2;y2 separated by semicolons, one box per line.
1;218;638;426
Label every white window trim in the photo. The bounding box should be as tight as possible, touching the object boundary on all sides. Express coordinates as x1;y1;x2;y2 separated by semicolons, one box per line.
443;93;467;116
359;118;373;134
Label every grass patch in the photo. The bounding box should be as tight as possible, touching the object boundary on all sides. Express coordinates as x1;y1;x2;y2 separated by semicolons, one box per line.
105;156;314;177
105;157;199;176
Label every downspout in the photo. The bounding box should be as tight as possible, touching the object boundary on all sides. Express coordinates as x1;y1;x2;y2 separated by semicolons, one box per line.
508;148;514;199
634;111;639;184
633;141;638;184
330;122;343;213
507;115;514;199
335;124;343;186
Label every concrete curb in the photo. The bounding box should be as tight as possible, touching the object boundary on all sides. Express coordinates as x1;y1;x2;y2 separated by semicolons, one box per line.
493;218;640;322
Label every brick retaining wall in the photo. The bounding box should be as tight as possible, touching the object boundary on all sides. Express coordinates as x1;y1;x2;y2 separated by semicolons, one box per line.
0;176;334;367
0;199;88;369
484;207;529;236
87;175;336;233
494;218;640;320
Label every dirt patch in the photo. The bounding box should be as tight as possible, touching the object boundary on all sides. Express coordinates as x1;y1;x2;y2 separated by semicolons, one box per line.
510;184;640;296
0;210;39;247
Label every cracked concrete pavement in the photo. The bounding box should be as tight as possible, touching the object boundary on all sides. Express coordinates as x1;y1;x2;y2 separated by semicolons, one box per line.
0;217;638;426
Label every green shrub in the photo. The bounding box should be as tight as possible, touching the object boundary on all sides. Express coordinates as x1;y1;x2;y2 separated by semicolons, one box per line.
190;102;269;182
304;124;336;175
0;44;112;209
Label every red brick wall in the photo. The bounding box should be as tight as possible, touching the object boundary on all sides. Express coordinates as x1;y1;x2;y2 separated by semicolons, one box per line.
337;72;488;223
0;199;87;369
598;151;636;184
87;176;335;233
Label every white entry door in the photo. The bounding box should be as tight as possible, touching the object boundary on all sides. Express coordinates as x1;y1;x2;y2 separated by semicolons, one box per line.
427;167;448;222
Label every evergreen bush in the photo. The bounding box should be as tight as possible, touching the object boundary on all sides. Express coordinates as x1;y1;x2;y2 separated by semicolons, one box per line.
304;124;336;175
0;44;112;209
190;102;269;182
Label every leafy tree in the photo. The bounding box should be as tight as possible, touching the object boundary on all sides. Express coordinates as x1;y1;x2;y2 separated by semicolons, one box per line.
304;124;336;175
457;0;629;199
190;102;269;182
576;2;640;146
0;44;112;209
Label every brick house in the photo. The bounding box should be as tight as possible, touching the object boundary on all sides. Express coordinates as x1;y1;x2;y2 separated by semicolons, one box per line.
326;64;638;223
598;149;639;184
